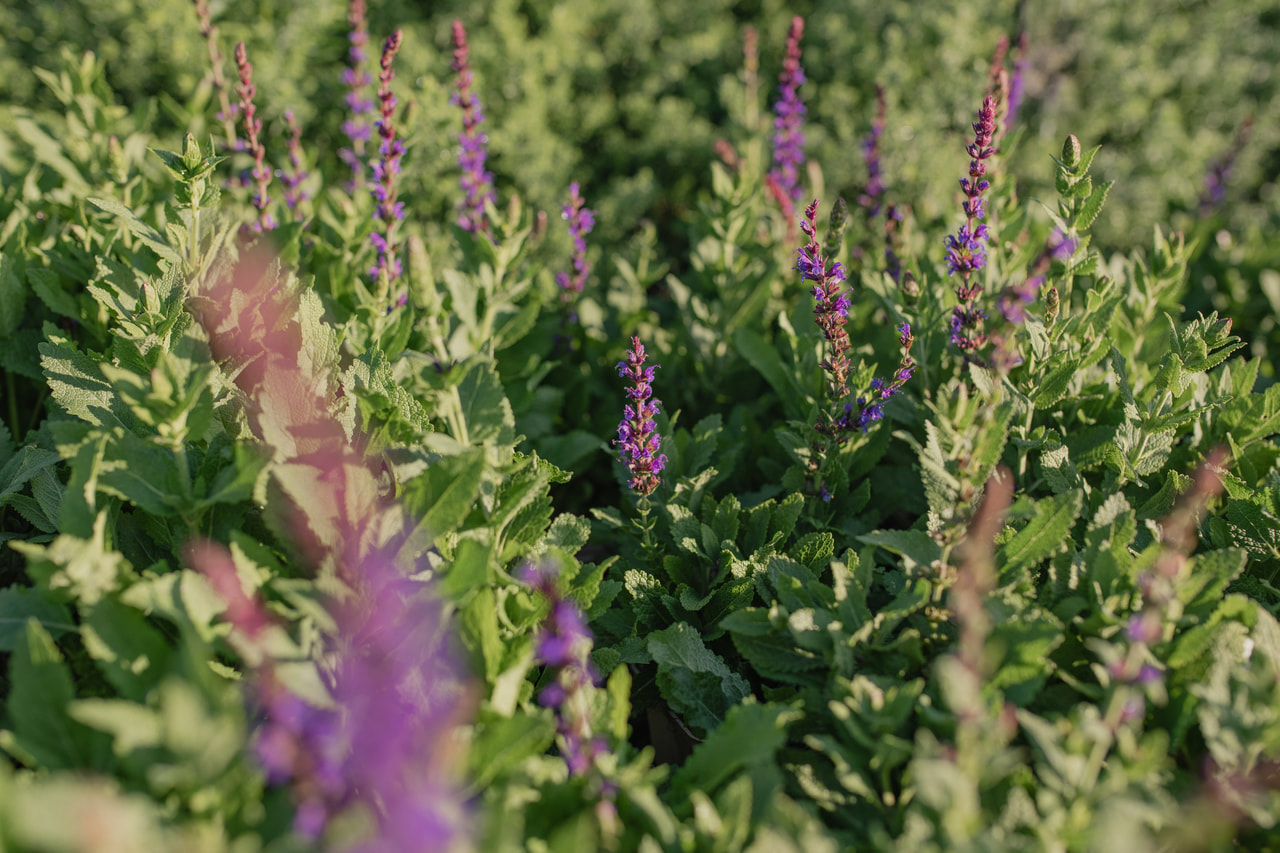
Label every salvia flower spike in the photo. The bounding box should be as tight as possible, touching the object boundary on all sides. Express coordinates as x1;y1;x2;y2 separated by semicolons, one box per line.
614;337;666;497
233;42;276;232
768;16;806;218
192;0;236;147
338;0;375;190
555;182;595;305
944;95;998;357
520;562;611;778
369;29;405;286
797;199;852;405
451;20;496;235
278;110;309;218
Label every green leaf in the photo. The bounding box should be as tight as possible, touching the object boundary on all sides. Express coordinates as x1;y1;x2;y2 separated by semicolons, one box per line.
0;588;75;652
5;619;102;770
857;529;942;574
999;491;1084;582
1076;178;1114;231
648;622;751;735
401;447;485;546
87;197;182;267
80;598;173;702
39;328;127;428
0;253;28;337
669;701;801;801
66;699;163;758
732;327;803;417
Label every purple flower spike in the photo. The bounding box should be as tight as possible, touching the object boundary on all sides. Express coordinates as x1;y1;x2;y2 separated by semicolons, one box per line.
797;200;852;400
1006;32;1029;127
233;42;276;232
614;337;667;497
768;17;807;211
452;20;496;235
369;29;405;286
278;110;309;218
521;563;611;779
944;95;998;358
858;85;888;217
555;182;595;304
338;0;375;190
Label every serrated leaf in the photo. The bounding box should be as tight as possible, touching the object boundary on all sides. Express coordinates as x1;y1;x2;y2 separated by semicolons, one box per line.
1033;351;1079;408
648;622;751;735
857;529;942;573
999;491;1084;582
1076;179;1113;230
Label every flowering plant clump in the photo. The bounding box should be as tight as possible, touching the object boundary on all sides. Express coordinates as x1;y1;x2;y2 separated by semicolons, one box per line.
2;6;1278;853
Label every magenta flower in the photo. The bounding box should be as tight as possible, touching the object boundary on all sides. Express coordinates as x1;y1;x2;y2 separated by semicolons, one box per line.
614;337;666;497
451;20;496;235
768;16;807;209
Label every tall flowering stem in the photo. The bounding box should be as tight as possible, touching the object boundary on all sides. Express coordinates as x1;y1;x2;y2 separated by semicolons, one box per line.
615;337;666;499
768;16;806;224
520;563;613;781
369;29;405;288
233;42;276;232
278;110;309;220
192;0;237;147
796;200;852;413
451;20;496;235
556;182;595;307
1006;32;1029;127
840;323;916;435
944;95;998;360
338;0;375;191
858;85;888;218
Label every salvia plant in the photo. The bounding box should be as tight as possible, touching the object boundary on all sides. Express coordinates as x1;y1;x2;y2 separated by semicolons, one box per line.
0;3;1278;853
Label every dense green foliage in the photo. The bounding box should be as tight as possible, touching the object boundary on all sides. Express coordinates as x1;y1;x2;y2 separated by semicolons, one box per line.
1;2;1278;851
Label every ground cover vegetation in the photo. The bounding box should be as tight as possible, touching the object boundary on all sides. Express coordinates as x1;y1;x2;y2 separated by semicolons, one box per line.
0;1;1278;850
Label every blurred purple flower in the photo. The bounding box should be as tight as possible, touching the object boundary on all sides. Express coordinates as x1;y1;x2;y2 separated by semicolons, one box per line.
369;29;405;286
233;42;277;232
452;20;496;235
338;0;375;190
1006;32;1028;127
1198;116;1253;216
614;337;667;497
277;110;309;218
520;563;610;778
768;17;806;208
858;85;887;218
555;182;595;303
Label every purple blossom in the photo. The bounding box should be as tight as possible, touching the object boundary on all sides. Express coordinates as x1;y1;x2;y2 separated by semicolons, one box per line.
768;17;806;209
858;85;887;217
1006;32;1028;127
452;20;496;235
233;42;276;232
277;110;309;218
338;0;375;190
839;322;917;434
555;182;595;302
1198;116;1253;216
369;29;405;286
945;95;998;358
520;563;610;778
614;337;667;497
798;200;853;401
